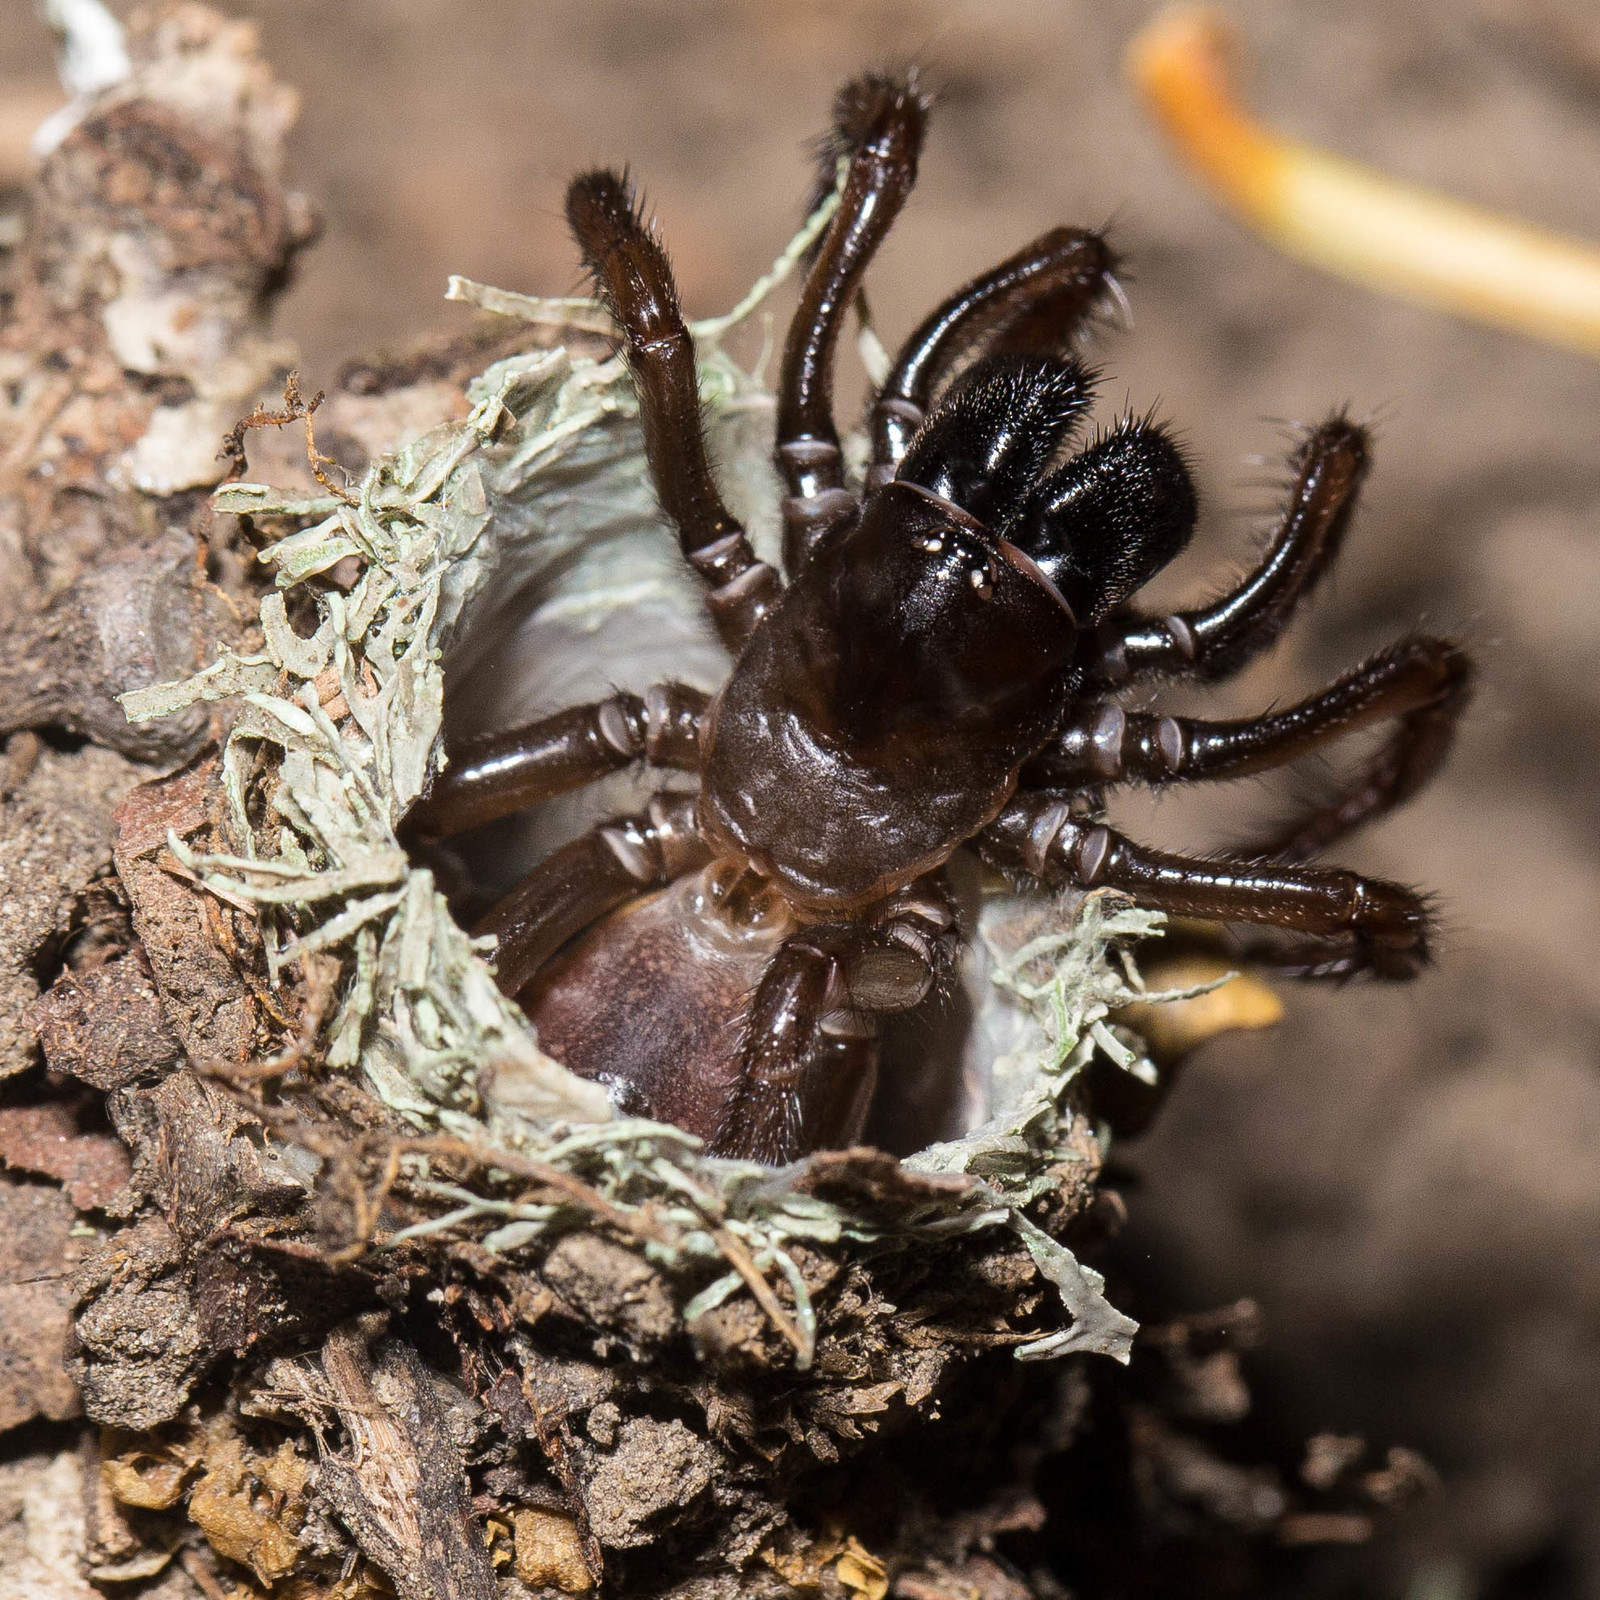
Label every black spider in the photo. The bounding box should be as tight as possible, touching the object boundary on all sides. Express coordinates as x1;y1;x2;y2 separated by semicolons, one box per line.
407;74;1471;1165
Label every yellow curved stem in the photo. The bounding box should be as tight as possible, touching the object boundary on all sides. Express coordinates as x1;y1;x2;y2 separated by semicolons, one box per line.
1128;6;1600;359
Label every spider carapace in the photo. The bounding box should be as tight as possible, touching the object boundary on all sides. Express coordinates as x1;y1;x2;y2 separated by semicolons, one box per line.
408;75;1471;1165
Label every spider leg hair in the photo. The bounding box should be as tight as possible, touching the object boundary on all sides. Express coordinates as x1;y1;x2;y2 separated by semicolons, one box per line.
870;226;1121;480
1092;412;1369;686
778;73;929;574
981;794;1432;982
566;169;780;649
893;352;1098;527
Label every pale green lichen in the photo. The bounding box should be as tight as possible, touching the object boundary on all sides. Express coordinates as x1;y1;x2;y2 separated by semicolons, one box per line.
117;183;1196;1369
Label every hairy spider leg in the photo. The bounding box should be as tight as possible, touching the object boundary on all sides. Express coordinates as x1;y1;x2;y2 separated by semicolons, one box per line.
1090;415;1369;687
1001;415;1198;623
1236;638;1471;862
1031;635;1471;859
777;74;929;574
893;353;1097;527
566;171;780;650
711;882;959;1163
982;795;1429;982
717;936;853;1163
475;792;709;999
869;227;1120;485
406;683;706;841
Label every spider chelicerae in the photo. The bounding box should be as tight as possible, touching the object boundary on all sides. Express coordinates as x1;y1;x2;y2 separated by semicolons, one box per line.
408;74;1471;1165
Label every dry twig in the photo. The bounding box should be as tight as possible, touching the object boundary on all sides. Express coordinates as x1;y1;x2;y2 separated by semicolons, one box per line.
218;372;357;502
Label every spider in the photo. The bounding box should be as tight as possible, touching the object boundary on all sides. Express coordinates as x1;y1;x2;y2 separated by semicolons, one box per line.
407;75;1471;1166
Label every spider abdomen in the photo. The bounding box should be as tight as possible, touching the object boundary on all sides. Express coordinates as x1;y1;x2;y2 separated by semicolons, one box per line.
525;867;795;1135
525;863;883;1149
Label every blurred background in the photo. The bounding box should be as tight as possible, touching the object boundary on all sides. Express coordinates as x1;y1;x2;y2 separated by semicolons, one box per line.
6;2;1600;1595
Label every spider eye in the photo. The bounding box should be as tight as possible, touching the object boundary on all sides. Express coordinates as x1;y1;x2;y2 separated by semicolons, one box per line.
814;481;1078;752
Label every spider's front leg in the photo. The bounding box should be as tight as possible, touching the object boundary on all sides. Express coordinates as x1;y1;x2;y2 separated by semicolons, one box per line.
1089;415;1370;688
476;792;709;998
566;172;779;650
1032;635;1472;859
711;883;958;1164
775;75;928;574
868;226;1120;487
406;683;706;840
981;795;1430;981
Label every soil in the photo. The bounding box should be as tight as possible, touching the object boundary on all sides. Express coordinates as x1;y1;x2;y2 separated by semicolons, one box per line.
3;1;1600;1596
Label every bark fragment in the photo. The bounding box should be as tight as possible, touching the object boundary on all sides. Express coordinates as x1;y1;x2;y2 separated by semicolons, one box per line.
0;1100;132;1211
112;754;257;1067
0;741;148;1081
30;944;184;1092
65;1213;205;1431
96;1068;345;1372
2;5;314;774
314;1322;499;1600
0;1175;87;1432
576;1417;716;1552
539;1231;678;1352
0;534;223;762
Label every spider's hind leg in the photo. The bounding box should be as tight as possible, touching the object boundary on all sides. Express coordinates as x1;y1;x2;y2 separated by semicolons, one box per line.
566;171;779;650
475;791;710;1000
711;882;958;1163
1231;636;1471;861
406;683;707;840
1031;634;1472;860
982;796;1431;982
